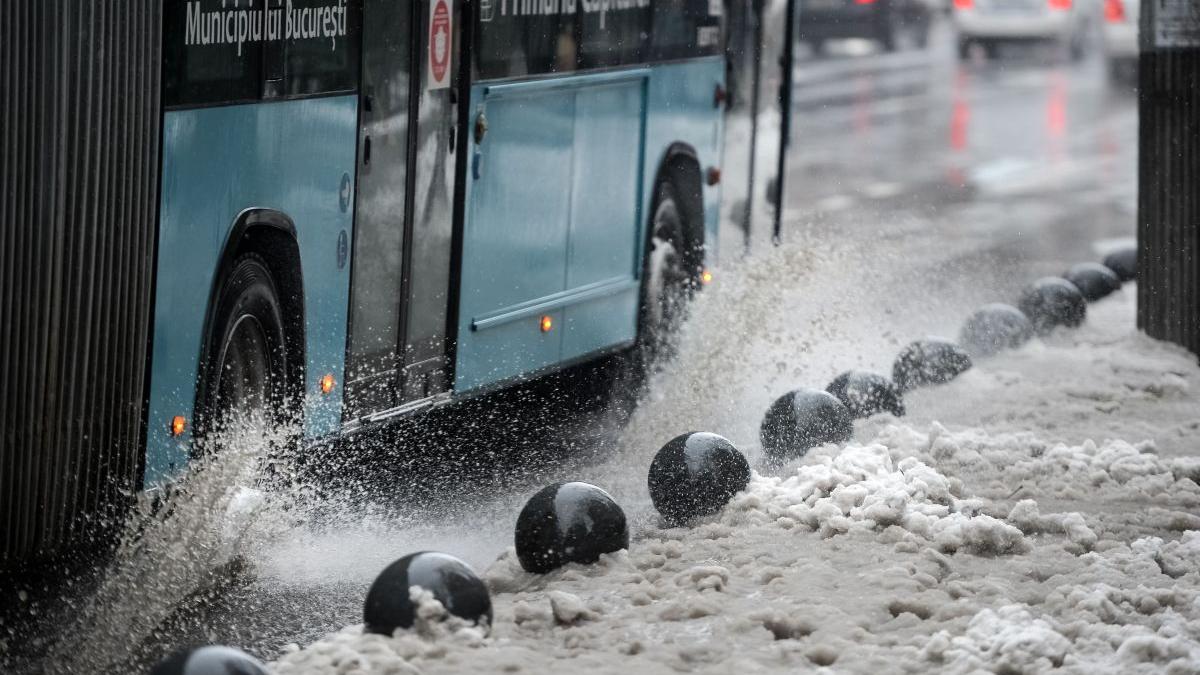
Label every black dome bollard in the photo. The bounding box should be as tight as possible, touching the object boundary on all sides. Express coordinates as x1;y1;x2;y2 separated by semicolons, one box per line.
515;482;629;574
825;371;905;418
760;388;853;461
648;432;751;525
150;646;268;675
363;551;493;635
1103;246;1137;281
1064;262;1121;301
958;303;1034;357
1017;277;1087;335
892;339;973;392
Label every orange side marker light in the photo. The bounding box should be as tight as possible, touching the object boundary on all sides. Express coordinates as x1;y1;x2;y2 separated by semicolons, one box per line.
701;269;714;285
320;373;336;394
171;415;187;436
540;315;554;332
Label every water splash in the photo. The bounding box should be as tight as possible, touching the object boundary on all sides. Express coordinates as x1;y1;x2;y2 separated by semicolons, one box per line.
38;220;1021;671
45;421;295;674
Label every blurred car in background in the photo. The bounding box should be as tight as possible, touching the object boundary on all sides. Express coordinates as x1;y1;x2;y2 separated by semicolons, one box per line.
951;0;1099;60
1101;0;1138;81
797;0;936;54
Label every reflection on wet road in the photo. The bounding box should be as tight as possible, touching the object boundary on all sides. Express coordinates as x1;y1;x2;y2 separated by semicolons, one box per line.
782;23;1136;258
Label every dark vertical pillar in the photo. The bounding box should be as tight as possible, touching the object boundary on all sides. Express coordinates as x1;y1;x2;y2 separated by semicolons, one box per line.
1136;0;1200;360
772;0;798;245
743;0;765;251
0;0;161;570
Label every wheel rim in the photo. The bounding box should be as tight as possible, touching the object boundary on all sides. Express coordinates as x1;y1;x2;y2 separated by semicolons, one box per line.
213;314;277;432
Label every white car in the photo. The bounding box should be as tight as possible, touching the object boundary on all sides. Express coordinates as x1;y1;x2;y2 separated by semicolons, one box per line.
952;0;1099;59
1101;0;1139;81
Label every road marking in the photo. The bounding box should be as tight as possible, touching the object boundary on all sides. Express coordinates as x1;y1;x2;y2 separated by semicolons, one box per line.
970;157;1033;184
793;49;935;86
816;194;855;211
863;182;903;199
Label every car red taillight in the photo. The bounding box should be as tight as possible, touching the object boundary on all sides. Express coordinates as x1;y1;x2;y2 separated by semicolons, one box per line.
1048;0;1071;10
953;0;973;9
1104;0;1125;21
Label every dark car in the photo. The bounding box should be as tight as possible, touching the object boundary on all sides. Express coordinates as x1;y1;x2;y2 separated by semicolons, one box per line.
797;0;935;53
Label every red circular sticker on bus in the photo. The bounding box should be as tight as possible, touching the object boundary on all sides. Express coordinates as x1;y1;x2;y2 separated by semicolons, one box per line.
430;0;451;86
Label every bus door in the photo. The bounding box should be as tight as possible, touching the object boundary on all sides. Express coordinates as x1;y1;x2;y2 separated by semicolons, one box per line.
345;0;460;421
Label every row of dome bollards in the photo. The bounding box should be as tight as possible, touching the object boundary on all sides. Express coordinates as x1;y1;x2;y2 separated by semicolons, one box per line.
151;244;1136;674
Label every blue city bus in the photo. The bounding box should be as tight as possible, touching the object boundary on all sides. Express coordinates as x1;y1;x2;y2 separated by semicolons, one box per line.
146;0;726;485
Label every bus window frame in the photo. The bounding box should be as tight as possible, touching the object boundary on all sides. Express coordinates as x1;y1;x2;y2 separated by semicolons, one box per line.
470;0;723;82
161;0;363;111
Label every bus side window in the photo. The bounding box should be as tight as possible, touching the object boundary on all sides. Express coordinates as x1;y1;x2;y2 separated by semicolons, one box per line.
650;0;723;60
281;0;360;98
265;45;284;96
162;0;362;107
577;4;648;70
264;0;285;99
162;0;264;107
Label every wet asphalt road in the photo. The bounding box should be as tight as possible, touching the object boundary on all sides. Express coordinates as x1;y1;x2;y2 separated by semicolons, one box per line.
766;20;1136;273
5;18;1139;675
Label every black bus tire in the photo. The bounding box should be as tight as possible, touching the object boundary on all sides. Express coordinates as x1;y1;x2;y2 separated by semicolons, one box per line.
604;165;703;408
640;176;696;360
196;254;292;442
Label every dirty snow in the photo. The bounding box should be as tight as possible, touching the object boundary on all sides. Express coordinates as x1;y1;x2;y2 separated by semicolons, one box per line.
272;284;1200;674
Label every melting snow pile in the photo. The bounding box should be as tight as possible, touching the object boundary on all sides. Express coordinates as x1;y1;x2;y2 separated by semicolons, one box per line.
727;443;1028;556
274;288;1200;674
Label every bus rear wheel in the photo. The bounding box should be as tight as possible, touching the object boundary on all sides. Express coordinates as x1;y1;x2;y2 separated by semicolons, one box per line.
596;163;703;416
196;254;291;442
603;167;701;405
640;179;695;367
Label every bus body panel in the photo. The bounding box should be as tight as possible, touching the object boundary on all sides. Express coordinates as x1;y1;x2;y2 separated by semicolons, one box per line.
643;57;726;260
562;81;648;363
455;58;724;393
459;82;578;389
456;71;645;392
145;95;358;485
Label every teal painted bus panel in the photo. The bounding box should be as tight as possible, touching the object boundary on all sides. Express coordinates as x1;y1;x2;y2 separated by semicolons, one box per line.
566;82;644;288
642;57;726;261
469;90;575;313
562;291;639;359
561;80;645;362
457;59;724;393
145;96;358;486
456;85;576;389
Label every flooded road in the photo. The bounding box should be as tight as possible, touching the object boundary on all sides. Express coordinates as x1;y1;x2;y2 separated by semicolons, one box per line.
5;19;1139;675
776;21;1135;268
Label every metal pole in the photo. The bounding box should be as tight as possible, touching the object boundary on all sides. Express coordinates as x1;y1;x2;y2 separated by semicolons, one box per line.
742;0;764;253
772;0;798;245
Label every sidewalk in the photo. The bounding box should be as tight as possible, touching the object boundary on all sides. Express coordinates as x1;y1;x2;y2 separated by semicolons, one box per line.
273;282;1200;674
